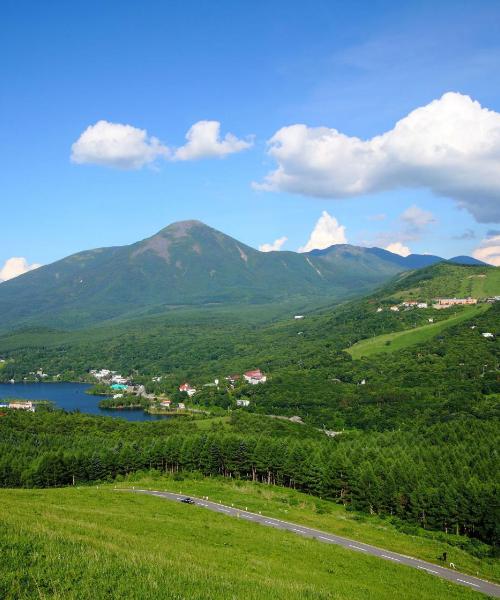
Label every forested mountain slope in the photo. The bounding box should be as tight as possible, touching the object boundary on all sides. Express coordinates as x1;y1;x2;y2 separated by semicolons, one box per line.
0;220;485;331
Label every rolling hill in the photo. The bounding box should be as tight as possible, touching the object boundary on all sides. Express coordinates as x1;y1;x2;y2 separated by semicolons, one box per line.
0;482;485;600
0;220;485;331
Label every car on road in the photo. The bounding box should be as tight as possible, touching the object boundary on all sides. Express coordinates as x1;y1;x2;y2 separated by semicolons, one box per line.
181;497;195;504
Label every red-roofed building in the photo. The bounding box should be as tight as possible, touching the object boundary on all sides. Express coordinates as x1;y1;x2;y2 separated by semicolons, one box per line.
243;369;267;385
179;383;196;396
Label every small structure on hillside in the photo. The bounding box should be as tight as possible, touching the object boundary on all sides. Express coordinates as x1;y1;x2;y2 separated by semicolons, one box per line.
390;306;400;312
226;374;241;386
243;369;267;385
482;332;494;339
179;383;196;397
236;399;250;407
294;315;304;320
8;401;35;412
433;297;477;309
160;399;172;409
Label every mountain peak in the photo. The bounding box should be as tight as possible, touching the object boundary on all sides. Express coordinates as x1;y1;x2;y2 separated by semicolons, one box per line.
158;219;206;237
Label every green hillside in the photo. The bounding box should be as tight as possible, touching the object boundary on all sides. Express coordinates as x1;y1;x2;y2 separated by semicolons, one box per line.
347;304;490;359
0;221;418;331
0;484;489;600
385;263;500;301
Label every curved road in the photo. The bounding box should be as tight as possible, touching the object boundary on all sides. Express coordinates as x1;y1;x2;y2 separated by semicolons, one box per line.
120;488;500;598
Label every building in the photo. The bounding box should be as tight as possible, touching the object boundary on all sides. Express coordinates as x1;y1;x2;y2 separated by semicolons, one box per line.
402;301;418;308
8;401;35;412
111;375;128;385
225;374;241;386
482;332;494;339
433;297;477;309
236;399;250;407
160;399;171;408
390;306;400;312
179;383;196;397
376;307;383;313
243;369;267;384
417;302;428;309
294;315;304;320
177;402;186;410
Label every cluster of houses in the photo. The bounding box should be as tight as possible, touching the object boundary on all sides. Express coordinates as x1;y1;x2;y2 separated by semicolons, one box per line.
378;301;428;313
0;400;35;412
433;297;477;310
378;296;489;313
177;369;267;398
90;369;129;385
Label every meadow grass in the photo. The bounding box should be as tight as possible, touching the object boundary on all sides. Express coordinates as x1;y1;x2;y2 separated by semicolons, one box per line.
118;474;500;583
347;305;489;359
0;485;489;600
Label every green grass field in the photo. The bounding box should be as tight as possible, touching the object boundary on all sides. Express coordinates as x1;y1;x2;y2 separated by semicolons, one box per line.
0;481;492;600
392;265;500;302
347;305;489;359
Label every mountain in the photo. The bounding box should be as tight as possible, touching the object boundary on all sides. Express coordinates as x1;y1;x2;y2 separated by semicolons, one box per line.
0;220;485;331
448;255;487;266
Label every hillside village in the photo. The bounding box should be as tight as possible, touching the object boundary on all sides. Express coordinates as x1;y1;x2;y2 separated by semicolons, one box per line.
86;366;269;414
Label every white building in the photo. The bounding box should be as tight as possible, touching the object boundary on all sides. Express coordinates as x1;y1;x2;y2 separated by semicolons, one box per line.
482;332;494;339
9;401;35;412
243;369;267;384
236;399;250;407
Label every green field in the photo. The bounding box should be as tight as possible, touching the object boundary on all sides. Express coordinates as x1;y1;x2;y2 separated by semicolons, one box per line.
0;480;492;600
347;304;489;359
390;265;500;302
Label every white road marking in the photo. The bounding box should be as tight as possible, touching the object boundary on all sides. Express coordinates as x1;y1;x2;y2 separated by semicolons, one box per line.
318;536;331;541
381;554;400;562
349;544;367;551
457;579;479;588
417;566;439;574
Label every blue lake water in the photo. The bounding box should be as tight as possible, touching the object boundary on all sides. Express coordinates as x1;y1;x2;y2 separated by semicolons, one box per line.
0;382;171;421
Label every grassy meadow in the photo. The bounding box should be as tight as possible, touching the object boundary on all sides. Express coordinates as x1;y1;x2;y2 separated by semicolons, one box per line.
347;304;489;359
0;482;491;600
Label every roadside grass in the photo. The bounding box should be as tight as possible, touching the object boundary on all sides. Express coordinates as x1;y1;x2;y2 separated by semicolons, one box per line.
0;486;487;600
116;474;500;583
347;305;489;359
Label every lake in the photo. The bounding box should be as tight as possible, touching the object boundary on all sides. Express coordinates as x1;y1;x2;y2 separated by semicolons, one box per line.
0;382;172;421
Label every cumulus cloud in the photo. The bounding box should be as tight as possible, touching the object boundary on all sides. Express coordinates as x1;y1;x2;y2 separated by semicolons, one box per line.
256;92;500;223
0;257;42;283
400;205;435;231
298;211;347;252
174;120;253;161
385;242;411;257
71;120;169;169
259;236;288;252
473;235;500;266
71;120;251;169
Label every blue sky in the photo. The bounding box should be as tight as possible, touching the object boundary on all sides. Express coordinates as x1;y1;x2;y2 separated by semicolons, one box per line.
1;0;500;277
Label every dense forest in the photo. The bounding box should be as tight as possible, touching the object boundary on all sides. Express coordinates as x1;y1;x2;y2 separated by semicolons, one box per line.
0;264;498;555
0;410;498;552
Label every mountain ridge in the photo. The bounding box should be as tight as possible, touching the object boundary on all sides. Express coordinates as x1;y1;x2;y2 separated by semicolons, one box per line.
0;220;488;331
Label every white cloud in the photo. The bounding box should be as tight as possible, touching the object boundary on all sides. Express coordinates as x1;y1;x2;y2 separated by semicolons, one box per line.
400;205;435;231
298;211;347;253
71;119;252;169
385;242;411;257
259;236;288;252
71;120;169;169
256;92;500;223
174;120;252;161
0;257;42;283
473;235;500;266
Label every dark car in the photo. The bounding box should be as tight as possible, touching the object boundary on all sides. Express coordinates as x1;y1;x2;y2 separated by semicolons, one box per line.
181;497;195;504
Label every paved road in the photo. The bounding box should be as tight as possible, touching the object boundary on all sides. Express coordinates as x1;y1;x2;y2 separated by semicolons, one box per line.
120;488;500;598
